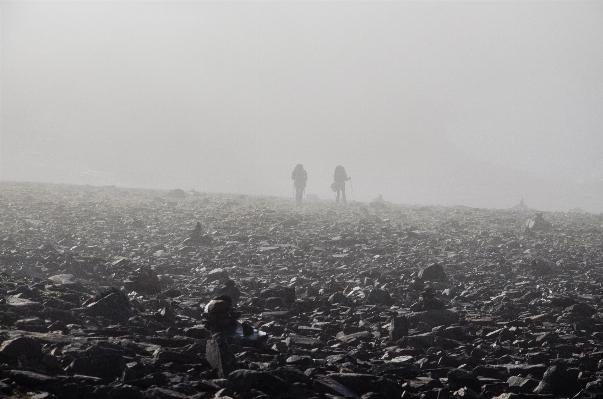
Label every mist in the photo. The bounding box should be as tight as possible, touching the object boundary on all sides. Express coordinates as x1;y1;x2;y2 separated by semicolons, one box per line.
2;1;602;211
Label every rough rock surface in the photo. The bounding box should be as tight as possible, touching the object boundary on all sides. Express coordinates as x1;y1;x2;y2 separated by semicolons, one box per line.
1;181;603;398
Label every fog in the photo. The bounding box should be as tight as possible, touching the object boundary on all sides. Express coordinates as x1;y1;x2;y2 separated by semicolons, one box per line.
2;1;603;211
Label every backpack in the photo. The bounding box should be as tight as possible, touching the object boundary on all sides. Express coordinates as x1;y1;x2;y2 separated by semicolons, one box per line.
292;165;307;185
334;166;347;182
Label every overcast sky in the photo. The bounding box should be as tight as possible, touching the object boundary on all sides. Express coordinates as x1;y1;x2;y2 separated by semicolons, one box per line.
2;1;602;209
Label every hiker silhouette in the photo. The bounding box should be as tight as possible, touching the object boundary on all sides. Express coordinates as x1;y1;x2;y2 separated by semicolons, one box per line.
291;164;307;205
332;165;350;203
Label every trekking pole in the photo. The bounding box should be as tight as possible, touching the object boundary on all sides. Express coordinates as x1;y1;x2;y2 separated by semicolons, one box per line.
349;178;356;202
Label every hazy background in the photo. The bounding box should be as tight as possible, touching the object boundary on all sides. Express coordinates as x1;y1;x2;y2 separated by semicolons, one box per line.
2;1;603;211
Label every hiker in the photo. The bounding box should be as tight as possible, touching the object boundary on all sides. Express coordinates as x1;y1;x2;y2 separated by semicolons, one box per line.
333;165;351;203
291;164;307;205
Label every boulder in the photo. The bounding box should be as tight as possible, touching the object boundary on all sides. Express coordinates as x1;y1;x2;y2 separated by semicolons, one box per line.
417;263;447;282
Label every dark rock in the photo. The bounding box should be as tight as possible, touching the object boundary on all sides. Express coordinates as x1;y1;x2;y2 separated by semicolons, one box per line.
153;349;205;365
329;291;352;305
0;336;43;360
169;383;198;396
286;355;312;367
564;302;597;318
533;365;581;396
43;297;79;310
183;325;209;339
182;222;213;247
50;382;86;398
108;384;144;399
228;370;290;397
410;309;460;327
312;375;361;399
81;289;133;323
403;332;435;348
447;368;481;392
286;335;325;348
337;331;373;343
405;376;442;390
529;259;553;275
371;363;420;379
145;336;195;347
260;285;296;304
64;374;104;385
451;387;482;398
501;363;547;379
469;347;487;360
367;289;394;306
417;263;447;282
435;325;466;341
389;315;409;341
507;376;539;393
412;287;446;311
329;373;402;398
42;307;78;324
8;370;55;386
271;366;312;386
127;373;169;390
260;320;285;335
205;268;229;283
6;295;44;313
124;266;161;295
15;317;47;332
142;387;189;399
47;274;76;285
68;354;126;381
286;384;319;399
206;333;238;378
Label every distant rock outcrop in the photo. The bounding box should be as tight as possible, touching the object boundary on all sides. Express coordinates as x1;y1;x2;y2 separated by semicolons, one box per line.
511;199;531;212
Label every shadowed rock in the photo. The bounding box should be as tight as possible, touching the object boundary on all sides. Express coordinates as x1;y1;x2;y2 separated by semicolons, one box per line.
418;263;447;282
206;333;238;378
80;289;133;322
0;337;43;360
389;315;409;341
228;370;290;397
124;265;161;295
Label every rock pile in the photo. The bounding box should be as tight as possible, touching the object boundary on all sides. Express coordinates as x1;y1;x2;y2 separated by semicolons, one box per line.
0;181;602;398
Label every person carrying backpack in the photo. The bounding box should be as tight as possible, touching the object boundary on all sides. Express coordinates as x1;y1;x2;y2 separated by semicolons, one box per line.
292;164;308;205
333;165;350;203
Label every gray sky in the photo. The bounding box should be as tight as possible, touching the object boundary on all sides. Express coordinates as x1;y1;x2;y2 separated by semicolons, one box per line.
2;1;602;210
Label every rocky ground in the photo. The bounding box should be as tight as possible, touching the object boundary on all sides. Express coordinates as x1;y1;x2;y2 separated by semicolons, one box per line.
1;181;603;399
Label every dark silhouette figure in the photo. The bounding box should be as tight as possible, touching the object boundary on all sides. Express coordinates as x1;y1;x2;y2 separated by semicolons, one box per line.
333;165;350;203
292;164;307;205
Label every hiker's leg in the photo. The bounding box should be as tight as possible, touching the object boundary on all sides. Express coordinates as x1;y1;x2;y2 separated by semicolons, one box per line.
342;185;346;203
